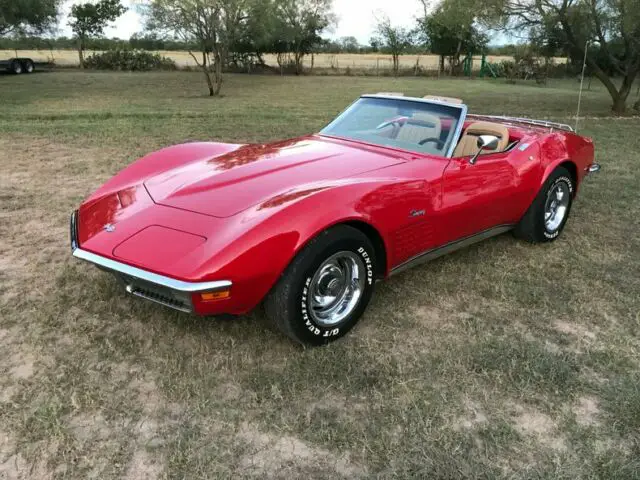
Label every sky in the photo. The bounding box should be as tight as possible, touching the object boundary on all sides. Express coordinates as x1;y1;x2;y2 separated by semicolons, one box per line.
57;0;426;44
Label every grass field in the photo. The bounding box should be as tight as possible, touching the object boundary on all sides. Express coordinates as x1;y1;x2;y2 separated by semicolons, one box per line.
1;71;639;479
0;49;568;70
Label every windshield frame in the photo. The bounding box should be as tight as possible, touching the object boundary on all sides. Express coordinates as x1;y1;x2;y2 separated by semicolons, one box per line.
320;95;468;158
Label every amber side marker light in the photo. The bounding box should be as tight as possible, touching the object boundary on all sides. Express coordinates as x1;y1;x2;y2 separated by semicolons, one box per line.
200;290;230;302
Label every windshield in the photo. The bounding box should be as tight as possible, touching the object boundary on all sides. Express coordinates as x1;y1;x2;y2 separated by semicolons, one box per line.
320;96;466;157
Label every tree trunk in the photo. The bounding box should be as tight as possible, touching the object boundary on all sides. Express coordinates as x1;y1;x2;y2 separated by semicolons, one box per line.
77;38;84;68
605;71;637;114
452;40;462;76
212;50;223;96
613;72;637;114
205;65;215;97
294;51;303;75
188;50;215;97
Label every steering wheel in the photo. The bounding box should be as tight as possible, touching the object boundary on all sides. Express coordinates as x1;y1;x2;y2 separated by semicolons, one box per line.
418;137;445;149
376;116;408;134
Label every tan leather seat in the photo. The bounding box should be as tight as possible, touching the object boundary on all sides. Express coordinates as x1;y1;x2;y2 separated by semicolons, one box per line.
395;112;442;145
453;121;510;157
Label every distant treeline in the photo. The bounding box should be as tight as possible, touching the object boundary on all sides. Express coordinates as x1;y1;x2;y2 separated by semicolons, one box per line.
0;34;523;56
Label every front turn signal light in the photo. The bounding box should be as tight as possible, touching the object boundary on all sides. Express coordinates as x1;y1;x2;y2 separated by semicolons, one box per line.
200;290;230;302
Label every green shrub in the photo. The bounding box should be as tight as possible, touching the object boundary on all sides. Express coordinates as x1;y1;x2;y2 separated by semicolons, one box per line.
84;49;177;71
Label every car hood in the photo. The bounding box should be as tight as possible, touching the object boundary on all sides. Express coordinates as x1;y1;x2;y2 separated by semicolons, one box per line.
143;136;406;217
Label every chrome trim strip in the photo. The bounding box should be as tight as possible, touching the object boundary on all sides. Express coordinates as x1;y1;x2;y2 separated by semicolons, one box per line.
447;103;467;158
389;225;514;276
362;93;465;109
72;248;232;293
468;115;574;132
70;210;79;251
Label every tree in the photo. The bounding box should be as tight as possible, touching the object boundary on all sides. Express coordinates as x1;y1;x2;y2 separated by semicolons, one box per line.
272;0;334;74
493;0;640;113
372;16;414;76
339;36;360;53
0;0;61;36
417;0;488;75
228;0;277;68
145;0;256;96
69;0;126;67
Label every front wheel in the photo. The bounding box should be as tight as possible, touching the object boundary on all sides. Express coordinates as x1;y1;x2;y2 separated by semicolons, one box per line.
23;60;34;73
514;166;574;243
264;225;377;346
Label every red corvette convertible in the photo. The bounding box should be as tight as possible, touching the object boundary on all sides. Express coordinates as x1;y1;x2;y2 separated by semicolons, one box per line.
71;93;599;345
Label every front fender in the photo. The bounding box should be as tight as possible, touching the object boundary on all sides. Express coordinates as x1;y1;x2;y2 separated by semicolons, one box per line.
192;177;429;314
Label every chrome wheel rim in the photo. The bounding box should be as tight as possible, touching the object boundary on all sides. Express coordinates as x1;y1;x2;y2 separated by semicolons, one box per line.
544;182;570;232
307;251;366;327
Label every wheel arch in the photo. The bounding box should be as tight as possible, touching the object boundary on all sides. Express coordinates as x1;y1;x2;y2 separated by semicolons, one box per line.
341;220;388;278
543;158;578;196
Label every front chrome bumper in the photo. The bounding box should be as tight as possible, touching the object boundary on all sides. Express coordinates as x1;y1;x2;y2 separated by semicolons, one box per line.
70;210;231;313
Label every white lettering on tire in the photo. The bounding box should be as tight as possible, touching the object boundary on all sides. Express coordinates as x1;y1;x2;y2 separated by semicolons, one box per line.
301;276;339;337
357;247;374;285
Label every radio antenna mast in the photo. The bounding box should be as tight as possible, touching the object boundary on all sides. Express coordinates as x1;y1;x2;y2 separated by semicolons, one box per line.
575;39;594;132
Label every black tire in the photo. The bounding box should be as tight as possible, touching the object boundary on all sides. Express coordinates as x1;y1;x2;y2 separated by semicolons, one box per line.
22;60;34;73
264;225;377;346
514;166;574;243
10;60;22;74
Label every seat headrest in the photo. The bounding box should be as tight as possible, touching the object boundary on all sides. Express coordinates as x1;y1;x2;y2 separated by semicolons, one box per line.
465;121;510;150
410;111;441;127
465;121;509;138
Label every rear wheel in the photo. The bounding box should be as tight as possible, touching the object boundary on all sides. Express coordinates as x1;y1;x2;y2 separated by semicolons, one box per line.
514;166;574;243
10;60;22;74
23;60;34;73
265;225;377;346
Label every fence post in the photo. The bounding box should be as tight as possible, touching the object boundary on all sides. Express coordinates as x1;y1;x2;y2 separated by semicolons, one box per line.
376;58;379;76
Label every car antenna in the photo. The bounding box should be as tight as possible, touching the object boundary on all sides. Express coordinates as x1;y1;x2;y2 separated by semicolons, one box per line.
575;39;598;133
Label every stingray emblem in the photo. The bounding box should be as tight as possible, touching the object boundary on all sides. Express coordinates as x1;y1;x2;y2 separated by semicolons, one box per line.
104;224;116;232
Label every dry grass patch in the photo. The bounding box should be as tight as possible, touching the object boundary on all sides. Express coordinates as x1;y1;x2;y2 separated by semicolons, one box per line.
573;396;601;427
237;421;366;478
510;404;567;452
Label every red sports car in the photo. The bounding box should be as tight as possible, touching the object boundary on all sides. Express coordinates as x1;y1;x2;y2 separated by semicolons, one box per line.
71;93;600;345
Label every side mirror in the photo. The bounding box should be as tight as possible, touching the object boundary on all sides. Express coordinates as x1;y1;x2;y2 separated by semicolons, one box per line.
470;135;500;164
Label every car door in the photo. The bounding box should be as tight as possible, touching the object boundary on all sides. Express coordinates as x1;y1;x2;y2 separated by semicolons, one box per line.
439;142;541;242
